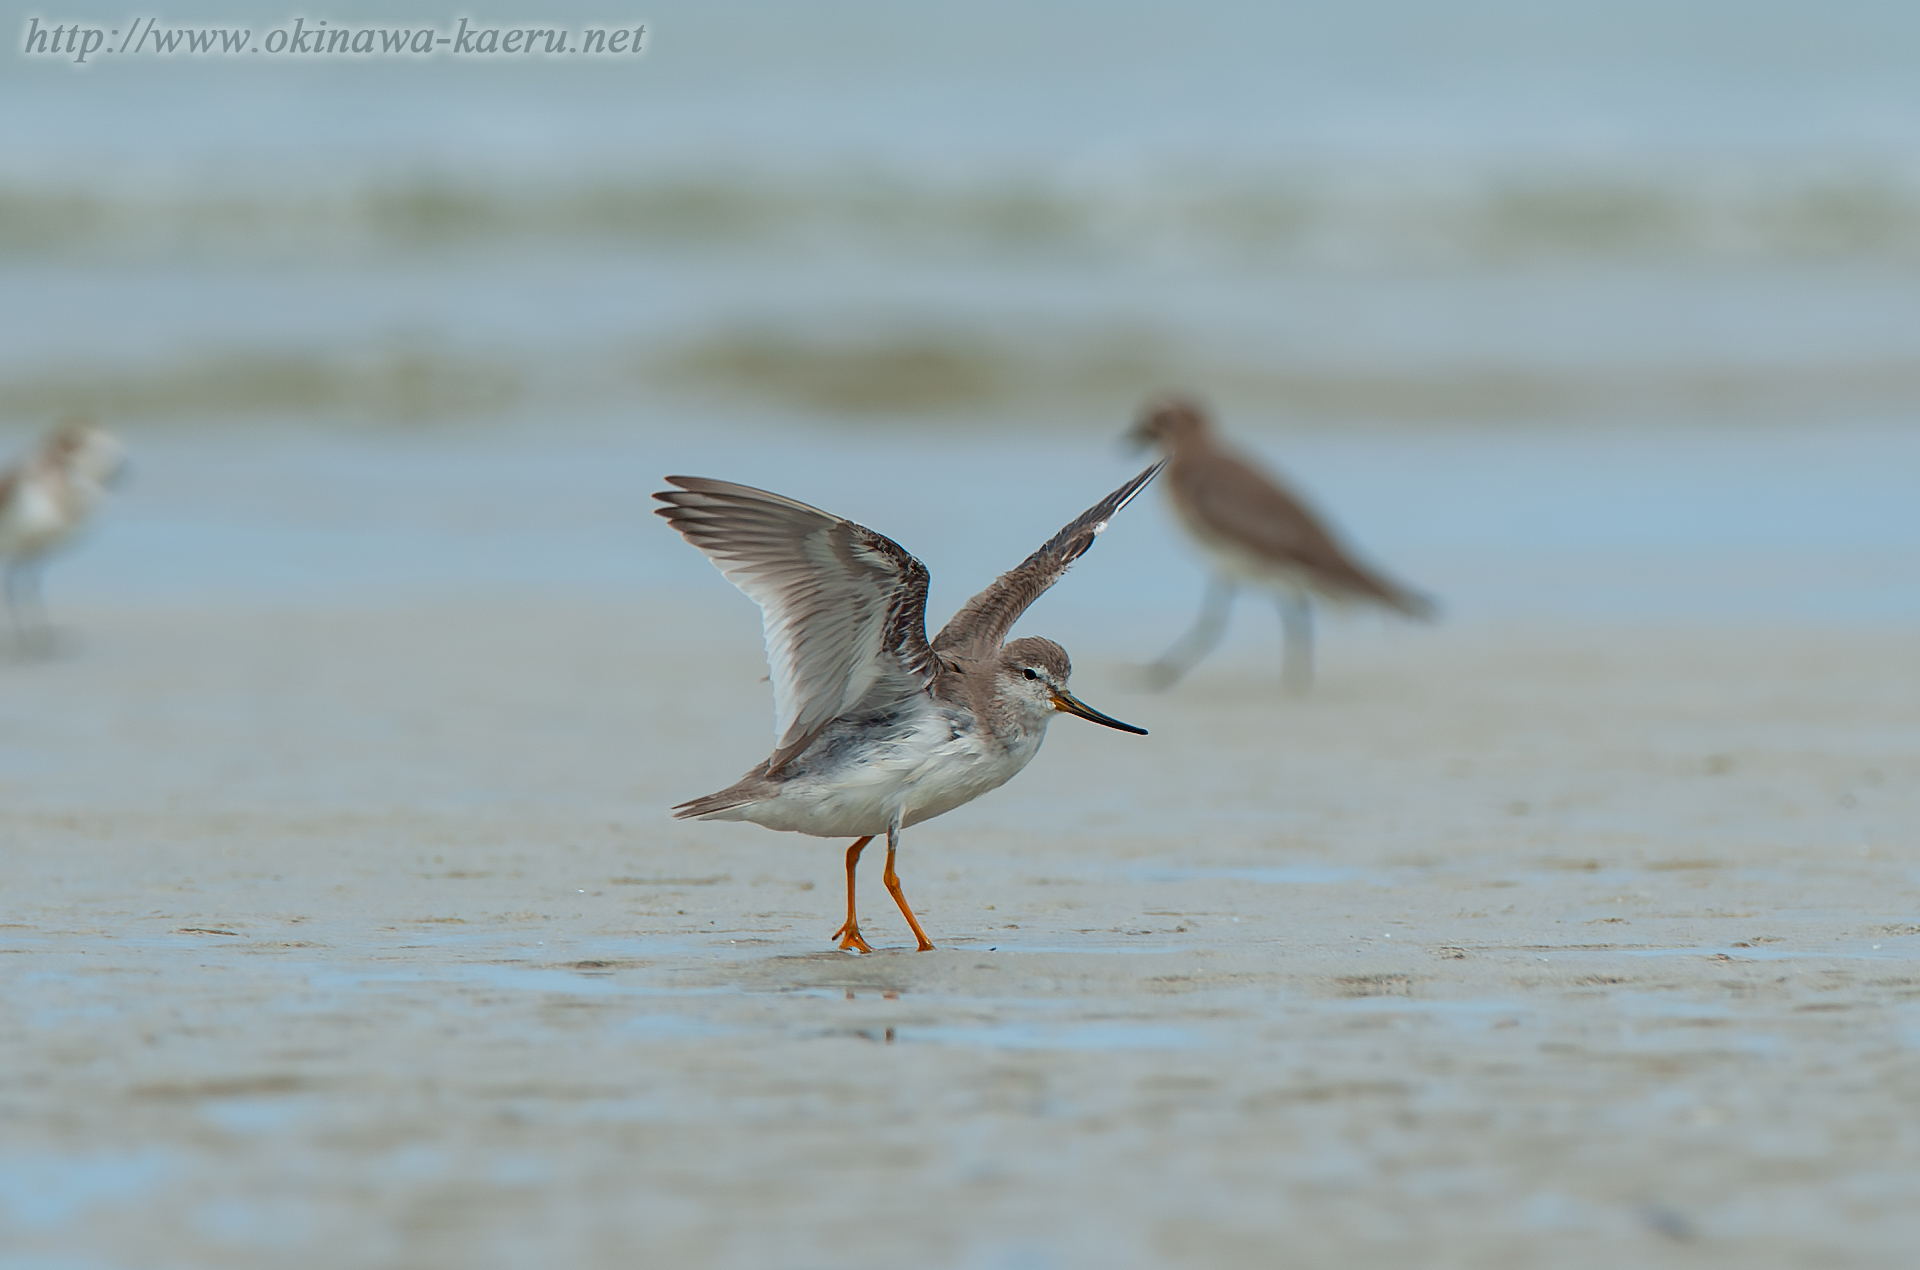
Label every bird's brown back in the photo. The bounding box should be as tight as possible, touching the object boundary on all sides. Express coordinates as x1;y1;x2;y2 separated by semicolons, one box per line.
1166;431;1433;618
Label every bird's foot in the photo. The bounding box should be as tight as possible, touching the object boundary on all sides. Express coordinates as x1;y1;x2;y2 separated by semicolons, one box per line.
831;921;874;954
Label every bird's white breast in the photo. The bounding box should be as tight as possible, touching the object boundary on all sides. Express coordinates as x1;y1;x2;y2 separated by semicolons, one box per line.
734;698;1046;838
0;475;81;560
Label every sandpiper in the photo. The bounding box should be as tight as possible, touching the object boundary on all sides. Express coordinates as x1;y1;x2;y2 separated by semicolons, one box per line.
655;463;1161;953
1128;396;1433;693
0;417;126;647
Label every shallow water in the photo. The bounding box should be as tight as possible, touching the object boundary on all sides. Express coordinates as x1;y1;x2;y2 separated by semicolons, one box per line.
18;416;1920;629
9;0;1920;432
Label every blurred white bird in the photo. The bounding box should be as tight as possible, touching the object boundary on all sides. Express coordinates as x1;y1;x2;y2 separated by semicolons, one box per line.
0;417;127;649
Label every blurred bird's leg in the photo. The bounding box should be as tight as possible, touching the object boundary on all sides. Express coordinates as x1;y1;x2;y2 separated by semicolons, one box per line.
1277;589;1313;695
1143;574;1236;690
881;817;935;952
830;836;876;953
3;563;51;654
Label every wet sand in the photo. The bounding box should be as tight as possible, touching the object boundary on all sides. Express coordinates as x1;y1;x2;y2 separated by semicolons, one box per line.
3;599;1917;1268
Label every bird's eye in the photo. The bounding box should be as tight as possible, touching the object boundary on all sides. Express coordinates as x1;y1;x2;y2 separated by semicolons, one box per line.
1023;667;1039;680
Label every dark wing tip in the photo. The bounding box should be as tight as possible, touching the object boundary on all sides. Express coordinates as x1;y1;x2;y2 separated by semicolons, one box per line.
1398;588;1442;622
653;475;717;506
1114;458;1166;512
1090;461;1159;511
1093;459;1167;530
1050;458;1166;564
653;476;693;512
652;476;762;525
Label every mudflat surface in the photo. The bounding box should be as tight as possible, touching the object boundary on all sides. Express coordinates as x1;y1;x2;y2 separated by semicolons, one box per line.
3;602;1917;1269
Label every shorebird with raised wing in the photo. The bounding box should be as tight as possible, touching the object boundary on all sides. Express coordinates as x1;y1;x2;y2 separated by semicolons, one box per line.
655;463;1161;953
1129;396;1434;693
0;417;126;648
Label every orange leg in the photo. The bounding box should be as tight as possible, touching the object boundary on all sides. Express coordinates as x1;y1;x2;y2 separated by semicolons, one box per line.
882;830;936;952
829;836;875;953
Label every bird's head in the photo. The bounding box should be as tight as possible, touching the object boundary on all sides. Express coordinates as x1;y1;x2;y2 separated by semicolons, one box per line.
997;636;1146;735
46;417;127;489
1126;394;1211;456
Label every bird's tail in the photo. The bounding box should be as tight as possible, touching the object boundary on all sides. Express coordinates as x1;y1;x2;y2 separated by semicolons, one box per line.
1383;581;1440;623
670;792;754;820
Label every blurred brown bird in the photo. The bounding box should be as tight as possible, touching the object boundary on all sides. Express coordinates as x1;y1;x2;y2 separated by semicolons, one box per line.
0;417;127;649
1128;396;1435;693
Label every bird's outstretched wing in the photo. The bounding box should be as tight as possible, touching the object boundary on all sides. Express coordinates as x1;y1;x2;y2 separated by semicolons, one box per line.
654;477;934;774
932;462;1163;662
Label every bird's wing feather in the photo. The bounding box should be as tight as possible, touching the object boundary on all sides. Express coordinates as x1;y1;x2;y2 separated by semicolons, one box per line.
1182;453;1351;568
655;476;934;773
1181;452;1433;616
932;462;1163;661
